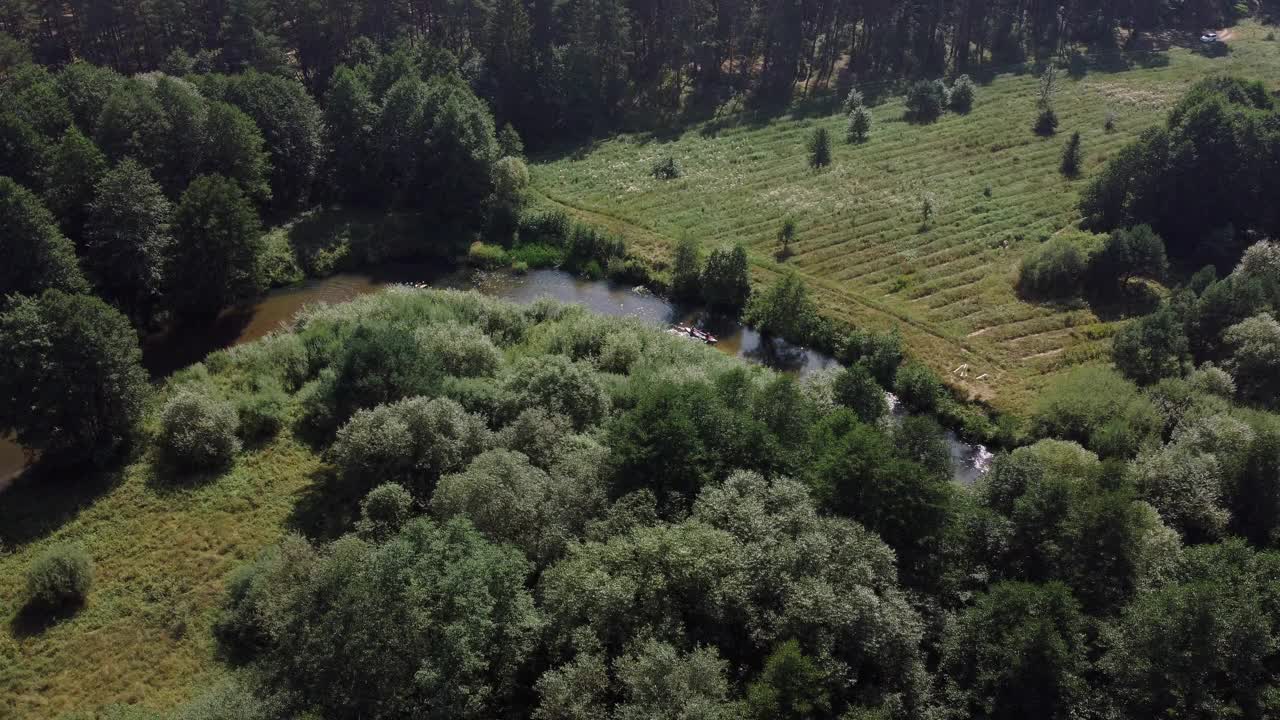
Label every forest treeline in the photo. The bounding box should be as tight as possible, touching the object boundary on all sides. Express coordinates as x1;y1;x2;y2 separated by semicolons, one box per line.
1;0;1274;143
0;40;581;328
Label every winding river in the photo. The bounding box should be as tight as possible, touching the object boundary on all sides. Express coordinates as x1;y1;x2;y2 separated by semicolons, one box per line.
0;266;991;491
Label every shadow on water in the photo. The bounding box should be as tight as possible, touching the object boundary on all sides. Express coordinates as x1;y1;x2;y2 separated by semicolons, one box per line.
142;262;447;378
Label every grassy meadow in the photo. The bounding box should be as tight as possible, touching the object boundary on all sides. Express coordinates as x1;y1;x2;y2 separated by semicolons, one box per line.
0;395;323;718
532;22;1280;411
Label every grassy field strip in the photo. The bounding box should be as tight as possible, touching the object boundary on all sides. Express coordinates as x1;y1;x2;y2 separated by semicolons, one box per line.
533;188;1015;401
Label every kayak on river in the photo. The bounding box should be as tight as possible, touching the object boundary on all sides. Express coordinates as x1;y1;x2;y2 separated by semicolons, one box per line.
668;324;718;345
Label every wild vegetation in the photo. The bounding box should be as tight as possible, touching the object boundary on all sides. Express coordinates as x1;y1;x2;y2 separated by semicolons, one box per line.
3;288;1280;719
4;2;1280;719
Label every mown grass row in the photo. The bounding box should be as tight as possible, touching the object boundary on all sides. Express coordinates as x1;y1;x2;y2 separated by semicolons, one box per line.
533;22;1280;411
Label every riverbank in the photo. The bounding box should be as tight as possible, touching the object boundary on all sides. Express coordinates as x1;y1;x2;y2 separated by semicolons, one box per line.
0;265;995;490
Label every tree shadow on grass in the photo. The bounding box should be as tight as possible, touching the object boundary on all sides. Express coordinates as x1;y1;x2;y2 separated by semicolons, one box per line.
0;463;122;547
1087;283;1163;322
286;465;364;542
142;457;233;496
9;598;84;638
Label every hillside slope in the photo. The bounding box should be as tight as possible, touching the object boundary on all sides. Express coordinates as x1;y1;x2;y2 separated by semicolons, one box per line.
531;22;1280;410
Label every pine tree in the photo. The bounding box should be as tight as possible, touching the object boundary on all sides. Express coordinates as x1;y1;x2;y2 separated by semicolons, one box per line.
846;105;872;143
1061;131;1083;177
485;0;533;124
808;127;831;169
777;216;797;258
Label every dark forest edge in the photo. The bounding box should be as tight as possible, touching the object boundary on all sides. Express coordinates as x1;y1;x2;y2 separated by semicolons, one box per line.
1;0;1274;145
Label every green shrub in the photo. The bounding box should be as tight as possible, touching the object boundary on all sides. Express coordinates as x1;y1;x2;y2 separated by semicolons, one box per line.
502;354;609;430
354;482;415;540
949;74;975;113
232;333;310;390
1031;365;1159;457
158;389;242;472
329;396;490;495
237;377;289;441
1018;236;1091;299
467;241;509;269
415;322;501;378
27;543;92;609
833;363;887;423
508;242;564;268
511;260;529;274
905;79;948;122
895;361;945;412
652;156;682;180
519;209;572;247
315;321;446;427
581;259;605;279
1034;107;1059;136
598;329;645;374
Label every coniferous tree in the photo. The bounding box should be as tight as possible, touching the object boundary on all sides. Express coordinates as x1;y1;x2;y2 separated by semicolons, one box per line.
807;127;831;168
846;105;872;143
485;0;533;125
1061;131;1083;177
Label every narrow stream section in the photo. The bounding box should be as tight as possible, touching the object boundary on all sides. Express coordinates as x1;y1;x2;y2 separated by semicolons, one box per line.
1;266;991;491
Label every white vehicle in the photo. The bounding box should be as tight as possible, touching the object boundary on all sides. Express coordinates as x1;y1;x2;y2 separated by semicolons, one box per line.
1200;31;1219;43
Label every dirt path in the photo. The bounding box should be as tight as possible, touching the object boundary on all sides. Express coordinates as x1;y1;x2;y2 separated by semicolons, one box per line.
1216;28;1236;42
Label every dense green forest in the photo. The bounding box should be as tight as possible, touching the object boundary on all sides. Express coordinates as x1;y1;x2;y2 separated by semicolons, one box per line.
2;0;1277;143
4;1;1280;718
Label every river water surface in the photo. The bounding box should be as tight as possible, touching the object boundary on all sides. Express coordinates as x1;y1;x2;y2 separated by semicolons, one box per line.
0;266;991;490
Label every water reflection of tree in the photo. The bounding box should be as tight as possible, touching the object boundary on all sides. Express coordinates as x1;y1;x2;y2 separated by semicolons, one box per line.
744;334;810;373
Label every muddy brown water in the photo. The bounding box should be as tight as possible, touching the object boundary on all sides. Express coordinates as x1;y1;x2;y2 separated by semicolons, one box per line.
0;266;990;491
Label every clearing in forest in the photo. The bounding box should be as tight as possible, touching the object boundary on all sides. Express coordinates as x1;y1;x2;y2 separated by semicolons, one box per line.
531;21;1280;411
